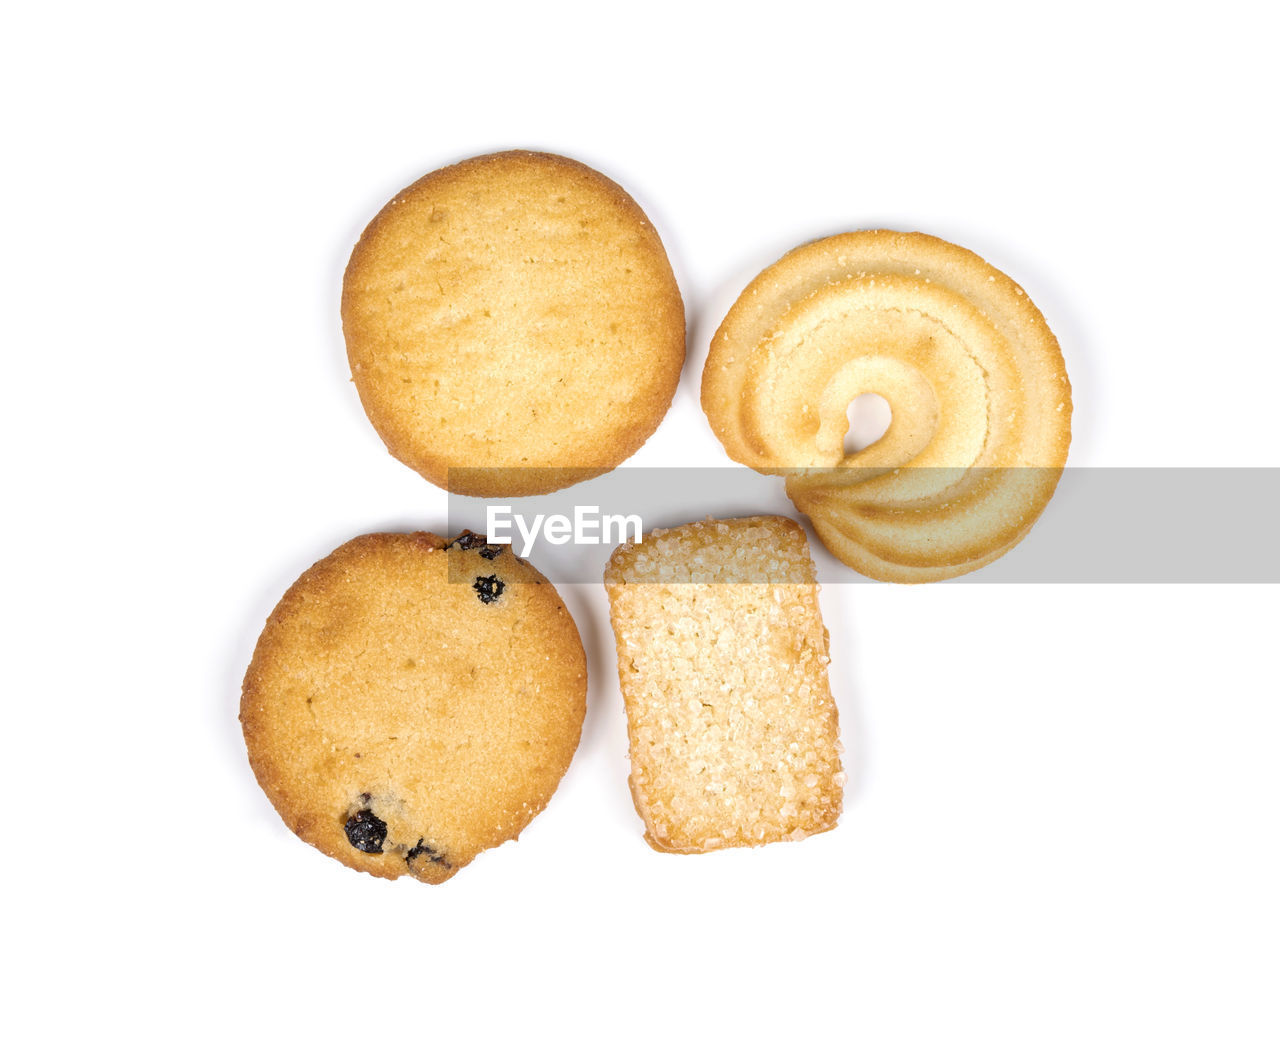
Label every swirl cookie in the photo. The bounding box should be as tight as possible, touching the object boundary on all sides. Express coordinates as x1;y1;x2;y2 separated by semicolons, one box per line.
240;531;587;883
342;150;686;497
604;516;843;852
702;231;1072;582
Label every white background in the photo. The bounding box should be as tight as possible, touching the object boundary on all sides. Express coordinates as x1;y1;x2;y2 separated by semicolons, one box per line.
6;2;1277;1046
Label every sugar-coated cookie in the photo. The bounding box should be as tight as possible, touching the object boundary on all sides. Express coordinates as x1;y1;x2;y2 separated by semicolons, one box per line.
240;531;587;883
604;516;844;852
701;231;1072;582
342;150;686;497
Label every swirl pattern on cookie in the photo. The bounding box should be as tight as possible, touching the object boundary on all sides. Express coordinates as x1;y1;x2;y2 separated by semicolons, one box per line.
701;231;1072;582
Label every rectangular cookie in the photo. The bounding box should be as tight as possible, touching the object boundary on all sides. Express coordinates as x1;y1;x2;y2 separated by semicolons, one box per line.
604;515;844;852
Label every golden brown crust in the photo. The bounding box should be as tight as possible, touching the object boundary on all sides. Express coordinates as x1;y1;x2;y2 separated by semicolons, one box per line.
342;150;686;497
701;231;1072;582
604;516;843;852
240;531;587;883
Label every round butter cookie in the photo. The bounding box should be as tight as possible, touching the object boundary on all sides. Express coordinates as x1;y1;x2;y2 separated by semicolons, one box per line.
342;150;686;496
702;231;1072;582
240;531;587;883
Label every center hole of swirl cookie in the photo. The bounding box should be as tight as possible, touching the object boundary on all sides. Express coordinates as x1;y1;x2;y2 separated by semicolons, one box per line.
844;393;892;454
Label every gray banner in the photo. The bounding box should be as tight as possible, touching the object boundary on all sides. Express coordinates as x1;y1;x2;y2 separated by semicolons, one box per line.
444;468;1280;584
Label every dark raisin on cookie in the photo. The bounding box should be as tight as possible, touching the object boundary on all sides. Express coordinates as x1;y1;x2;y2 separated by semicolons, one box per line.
473;574;504;604
344;809;388;853
449;530;503;559
406;838;451;873
449;531;486;550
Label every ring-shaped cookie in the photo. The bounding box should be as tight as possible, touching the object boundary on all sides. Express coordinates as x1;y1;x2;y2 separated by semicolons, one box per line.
702;231;1071;582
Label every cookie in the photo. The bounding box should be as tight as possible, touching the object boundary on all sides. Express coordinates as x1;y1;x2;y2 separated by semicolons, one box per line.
240;531;587;883
701;231;1072;582
342;150;686;497
604;516;844;852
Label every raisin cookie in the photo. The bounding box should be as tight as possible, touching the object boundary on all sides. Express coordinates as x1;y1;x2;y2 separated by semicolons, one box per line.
604;516;843;852
702;231;1072;582
342;150;686;497
240;531;587;883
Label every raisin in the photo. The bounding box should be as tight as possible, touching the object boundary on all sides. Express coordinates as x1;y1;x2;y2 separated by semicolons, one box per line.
344;809;387;854
449;531;488;550
405;838;451;873
449;531;502;559
473;574;504;604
